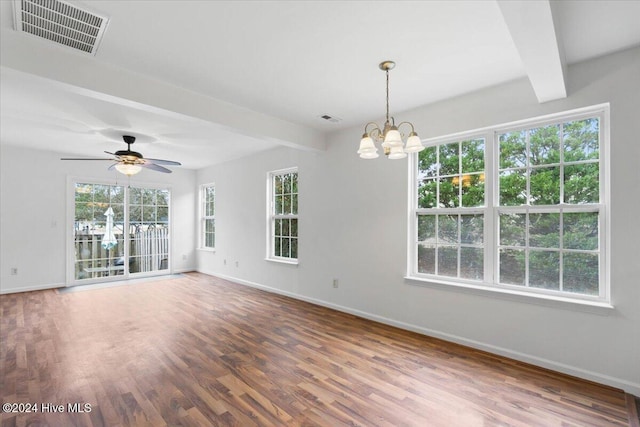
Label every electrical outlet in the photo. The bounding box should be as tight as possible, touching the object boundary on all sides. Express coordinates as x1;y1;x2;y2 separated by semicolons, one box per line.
10;267;18;275
333;279;339;288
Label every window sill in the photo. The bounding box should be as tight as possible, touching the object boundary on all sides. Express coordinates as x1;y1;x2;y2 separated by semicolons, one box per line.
404;275;614;315
197;247;216;253
265;257;299;266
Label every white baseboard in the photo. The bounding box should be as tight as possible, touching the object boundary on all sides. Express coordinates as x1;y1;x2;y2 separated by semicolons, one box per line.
198;269;640;396
0;282;64;295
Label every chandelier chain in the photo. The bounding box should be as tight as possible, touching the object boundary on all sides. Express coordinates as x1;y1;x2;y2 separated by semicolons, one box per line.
385;69;390;124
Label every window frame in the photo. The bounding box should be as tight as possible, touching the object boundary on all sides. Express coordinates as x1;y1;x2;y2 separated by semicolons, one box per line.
407;105;610;306
266;167;299;265
199;183;215;251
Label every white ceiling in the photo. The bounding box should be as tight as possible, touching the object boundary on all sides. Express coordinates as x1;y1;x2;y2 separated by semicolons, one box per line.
1;0;639;170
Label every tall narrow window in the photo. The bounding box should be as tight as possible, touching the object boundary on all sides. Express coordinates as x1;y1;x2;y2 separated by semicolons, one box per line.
268;168;298;262
409;106;608;303
200;184;215;249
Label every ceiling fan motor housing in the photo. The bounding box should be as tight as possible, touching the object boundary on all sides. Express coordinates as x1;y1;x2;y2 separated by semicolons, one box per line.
116;135;144;161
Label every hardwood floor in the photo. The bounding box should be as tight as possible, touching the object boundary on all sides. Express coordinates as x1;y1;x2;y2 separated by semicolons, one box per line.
0;272;632;426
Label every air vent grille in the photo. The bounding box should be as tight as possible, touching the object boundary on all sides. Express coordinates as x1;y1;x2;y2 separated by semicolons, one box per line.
319;114;342;124
13;0;109;55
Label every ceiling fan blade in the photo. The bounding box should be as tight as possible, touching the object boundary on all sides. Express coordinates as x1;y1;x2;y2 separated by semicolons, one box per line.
108;163;118;171
104;151;117;155
143;158;181;166
61;158;113;161
141;162;172;173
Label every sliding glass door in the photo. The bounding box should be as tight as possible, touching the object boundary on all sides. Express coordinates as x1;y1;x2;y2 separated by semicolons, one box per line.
72;181;170;284
128;187;170;274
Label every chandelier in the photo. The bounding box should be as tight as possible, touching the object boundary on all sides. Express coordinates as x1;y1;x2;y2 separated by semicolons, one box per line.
357;61;424;159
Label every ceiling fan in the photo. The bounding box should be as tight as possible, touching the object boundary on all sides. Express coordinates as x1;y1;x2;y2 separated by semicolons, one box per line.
61;135;181;176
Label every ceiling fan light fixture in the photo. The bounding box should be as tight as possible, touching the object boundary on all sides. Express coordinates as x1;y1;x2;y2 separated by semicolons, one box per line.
115;163;142;176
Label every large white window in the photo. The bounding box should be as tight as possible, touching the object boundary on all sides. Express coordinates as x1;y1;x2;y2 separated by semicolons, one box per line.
200;183;215;249
267;168;298;263
409;105;608;303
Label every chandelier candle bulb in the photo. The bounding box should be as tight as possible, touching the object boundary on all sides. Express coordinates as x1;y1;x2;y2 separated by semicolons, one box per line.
357;61;425;159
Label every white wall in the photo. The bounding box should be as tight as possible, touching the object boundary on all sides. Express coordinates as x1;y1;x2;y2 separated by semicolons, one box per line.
0;145;197;293
197;47;640;395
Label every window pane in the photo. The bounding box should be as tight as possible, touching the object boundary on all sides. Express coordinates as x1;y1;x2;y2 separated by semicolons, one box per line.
530;166;560;205
460;215;483;244
529;125;560;166
129;187;143;204
439;143;460;176
500;213;526;246
93;185;110;203
563;253;598;295
205;218;215;233
157;206;168;222
142;188;156;205
499;169;527;206
438;177;459;208
564;212;598;250
282;218;290;236
418;179;437;208
564;163;599;204
275;195;283;214
291;238;298;259
418;146;438;178
291;194;298;215
460;247;483;280
437;246;458;277
205;232;215;248
143;206;157;222
274;237;281;257
418;244;435;274
461;173;484;207
158;189;170;206
417;215;436;242
529;250;560;290
461;139;484;173
290;219;298;238
274;175;283;195
75;202;93;222
111;186;124;204
283;174;292;194
529;213;559;248
563;118;599;162
499;131;526;169
274;219;282;237
438;215;458;244
75;183;92;202
499;249;525;285
130;205;142;224
284;194;292;214
282;238;290;258
291;174;298;193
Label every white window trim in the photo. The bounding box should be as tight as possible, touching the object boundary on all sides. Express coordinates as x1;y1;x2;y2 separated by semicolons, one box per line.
198;182;215;251
266;167;299;265
407;104;610;308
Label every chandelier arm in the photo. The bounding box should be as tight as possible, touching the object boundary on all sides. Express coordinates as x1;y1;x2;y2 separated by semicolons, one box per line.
396;121;416;135
364;122;383;139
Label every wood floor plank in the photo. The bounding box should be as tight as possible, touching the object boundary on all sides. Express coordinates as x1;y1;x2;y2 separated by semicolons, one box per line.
0;272;631;426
